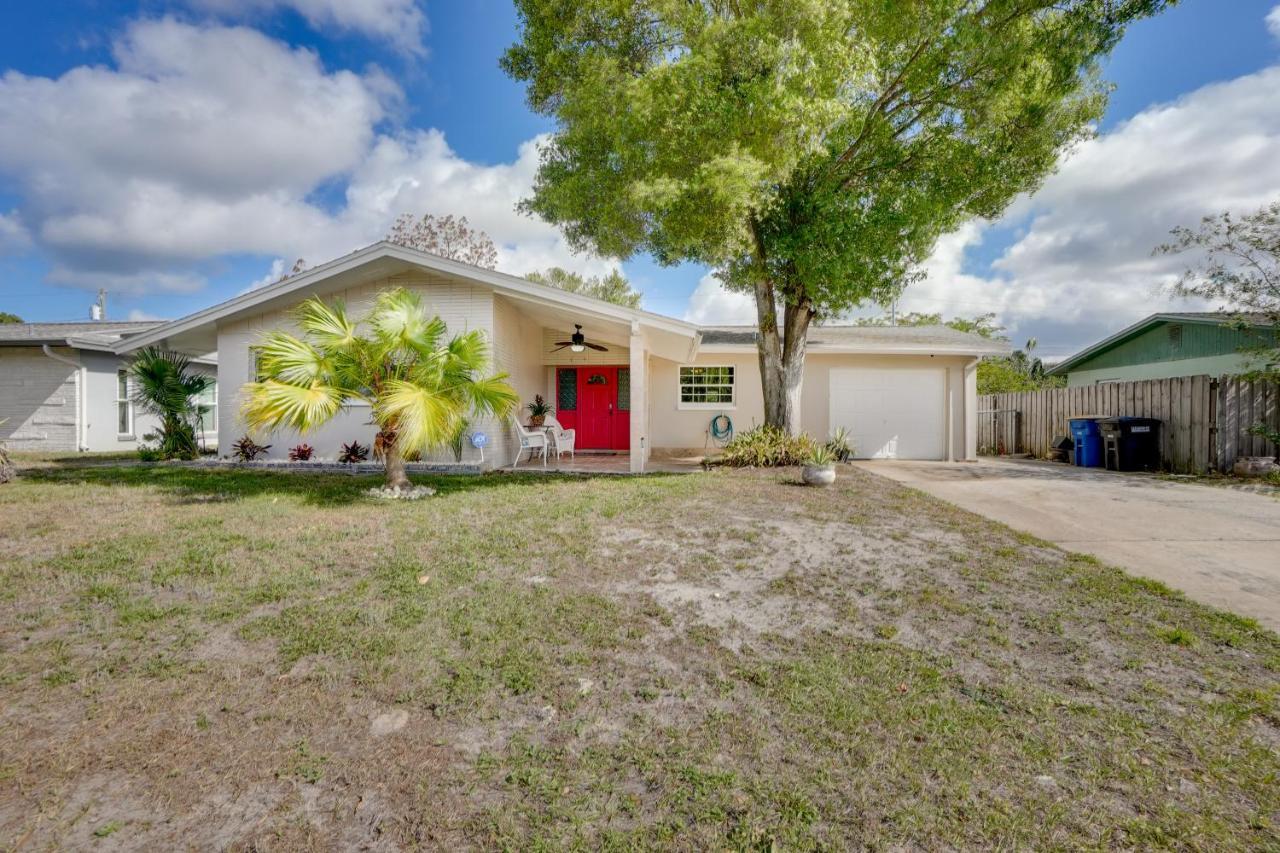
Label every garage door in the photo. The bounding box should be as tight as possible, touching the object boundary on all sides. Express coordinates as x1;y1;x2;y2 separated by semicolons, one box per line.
829;367;946;460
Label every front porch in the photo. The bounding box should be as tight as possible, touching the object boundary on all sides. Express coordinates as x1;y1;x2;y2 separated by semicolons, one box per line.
500;451;705;475
493;291;699;474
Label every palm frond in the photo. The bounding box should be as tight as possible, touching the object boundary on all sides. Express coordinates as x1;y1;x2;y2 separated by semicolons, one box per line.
295;297;356;351
129;347;210;418
241;380;346;433
455;373;520;420
370;288;446;356
257;332;334;385
375;380;458;454
444;329;492;373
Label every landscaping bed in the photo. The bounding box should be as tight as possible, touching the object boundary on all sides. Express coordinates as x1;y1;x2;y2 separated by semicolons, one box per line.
0;461;1276;848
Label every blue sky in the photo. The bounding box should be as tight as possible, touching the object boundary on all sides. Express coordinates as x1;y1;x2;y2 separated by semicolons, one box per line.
0;0;1278;357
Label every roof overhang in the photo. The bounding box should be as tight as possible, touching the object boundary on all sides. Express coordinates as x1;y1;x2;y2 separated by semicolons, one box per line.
697;342;1010;358
1047;312;1273;376
114;242;702;361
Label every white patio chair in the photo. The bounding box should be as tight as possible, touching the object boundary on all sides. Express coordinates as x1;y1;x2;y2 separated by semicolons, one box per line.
511;418;548;468
545;415;576;461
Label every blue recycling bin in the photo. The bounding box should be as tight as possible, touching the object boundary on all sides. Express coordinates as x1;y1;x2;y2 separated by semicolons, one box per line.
1068;417;1104;468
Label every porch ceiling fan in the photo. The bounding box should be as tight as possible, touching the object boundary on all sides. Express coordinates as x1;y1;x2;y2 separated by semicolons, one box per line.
551;324;609;353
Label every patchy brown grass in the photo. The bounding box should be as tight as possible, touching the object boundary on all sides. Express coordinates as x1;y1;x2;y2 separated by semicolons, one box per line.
1;461;1277;849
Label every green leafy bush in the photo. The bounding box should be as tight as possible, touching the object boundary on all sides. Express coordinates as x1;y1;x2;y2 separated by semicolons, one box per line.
716;426;817;468
827;426;854;462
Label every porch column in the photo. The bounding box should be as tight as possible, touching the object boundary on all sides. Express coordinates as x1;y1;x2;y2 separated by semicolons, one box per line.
629;321;648;473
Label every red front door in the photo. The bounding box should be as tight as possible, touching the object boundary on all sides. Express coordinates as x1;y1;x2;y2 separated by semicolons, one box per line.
555;366;630;450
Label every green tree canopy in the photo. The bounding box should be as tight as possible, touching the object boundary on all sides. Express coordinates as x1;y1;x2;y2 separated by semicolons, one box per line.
504;0;1171;432
1159;200;1280;378
525;267;643;308
0;311;22;324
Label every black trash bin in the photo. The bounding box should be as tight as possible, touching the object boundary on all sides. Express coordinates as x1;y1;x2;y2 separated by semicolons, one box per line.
1098;417;1161;471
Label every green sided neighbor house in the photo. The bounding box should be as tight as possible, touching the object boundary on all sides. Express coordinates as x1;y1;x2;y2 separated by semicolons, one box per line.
1048;312;1279;387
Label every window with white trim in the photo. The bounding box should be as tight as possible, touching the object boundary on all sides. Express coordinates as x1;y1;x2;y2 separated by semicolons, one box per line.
195;378;217;433
116;370;133;435
678;365;735;408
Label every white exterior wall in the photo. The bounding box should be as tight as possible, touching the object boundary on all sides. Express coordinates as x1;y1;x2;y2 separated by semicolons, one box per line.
216;271;501;465
0;347;80;452
492;296;551;466
648;351;978;460
80;350;180;452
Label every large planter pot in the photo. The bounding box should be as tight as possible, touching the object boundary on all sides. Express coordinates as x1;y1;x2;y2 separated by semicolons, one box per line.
529;415;546;427
801;464;836;486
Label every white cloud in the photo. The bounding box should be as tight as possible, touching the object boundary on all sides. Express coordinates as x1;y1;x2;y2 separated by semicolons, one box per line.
1267;5;1280;40
683;272;756;325
0;210;30;252
897;63;1280;356
0;19;618;298
186;0;428;56
127;308;167;322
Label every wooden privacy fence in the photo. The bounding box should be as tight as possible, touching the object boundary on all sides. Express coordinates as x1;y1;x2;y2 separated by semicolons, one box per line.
978;375;1279;473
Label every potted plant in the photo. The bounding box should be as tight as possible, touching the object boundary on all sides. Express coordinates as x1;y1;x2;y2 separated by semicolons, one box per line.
526;395;552;427
801;444;837;486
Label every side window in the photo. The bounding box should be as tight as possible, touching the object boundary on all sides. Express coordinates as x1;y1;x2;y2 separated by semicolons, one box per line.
195;378;217;433
116;370;133;435
556;368;578;412
617;367;630;412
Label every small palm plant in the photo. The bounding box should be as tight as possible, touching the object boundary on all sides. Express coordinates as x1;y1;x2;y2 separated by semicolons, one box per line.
130;347;212;459
241;288;518;488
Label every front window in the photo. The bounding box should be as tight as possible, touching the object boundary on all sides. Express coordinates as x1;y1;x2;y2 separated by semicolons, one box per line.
195;379;217;433
116;370;133;435
679;365;735;409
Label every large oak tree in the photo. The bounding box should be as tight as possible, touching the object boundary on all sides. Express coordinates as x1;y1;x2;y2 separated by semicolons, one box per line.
503;0;1171;433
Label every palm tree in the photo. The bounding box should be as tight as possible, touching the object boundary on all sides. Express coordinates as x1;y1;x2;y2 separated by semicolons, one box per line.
130;347;213;460
241;288;518;488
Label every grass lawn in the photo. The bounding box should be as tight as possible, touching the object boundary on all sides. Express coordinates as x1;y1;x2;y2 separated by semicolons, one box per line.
1;460;1277;849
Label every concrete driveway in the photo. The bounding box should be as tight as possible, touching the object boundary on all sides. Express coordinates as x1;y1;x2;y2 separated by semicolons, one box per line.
857;457;1280;630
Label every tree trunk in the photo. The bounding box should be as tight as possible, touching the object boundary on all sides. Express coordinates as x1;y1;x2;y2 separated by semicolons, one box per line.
383;441;412;489
753;276;787;429
753;276;814;436
779;298;814;436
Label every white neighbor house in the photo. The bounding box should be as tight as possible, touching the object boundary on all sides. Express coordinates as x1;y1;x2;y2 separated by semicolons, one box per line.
0;321;217;453
114;242;1008;470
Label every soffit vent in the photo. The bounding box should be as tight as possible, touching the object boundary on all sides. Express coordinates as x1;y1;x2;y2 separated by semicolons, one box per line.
1168;323;1182;350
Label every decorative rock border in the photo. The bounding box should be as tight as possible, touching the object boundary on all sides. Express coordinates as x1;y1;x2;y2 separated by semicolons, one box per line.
181;459;484;475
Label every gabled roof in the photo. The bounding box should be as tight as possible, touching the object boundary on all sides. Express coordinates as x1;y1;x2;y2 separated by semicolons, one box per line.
698;324;1010;357
1047;312;1276;376
0;321;161;350
114;241;702;358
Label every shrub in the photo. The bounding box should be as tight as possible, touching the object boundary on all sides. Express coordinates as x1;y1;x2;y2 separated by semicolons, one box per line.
827;426;854;462
338;441;369;464
288;443;314;461
231;435;271;461
717;425;818;468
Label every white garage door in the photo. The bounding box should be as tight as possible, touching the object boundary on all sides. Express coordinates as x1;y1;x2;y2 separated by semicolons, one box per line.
829;367;946;460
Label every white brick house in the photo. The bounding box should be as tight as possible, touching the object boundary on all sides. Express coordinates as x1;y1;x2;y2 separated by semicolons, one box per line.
114;242;1008;470
0;322;216;453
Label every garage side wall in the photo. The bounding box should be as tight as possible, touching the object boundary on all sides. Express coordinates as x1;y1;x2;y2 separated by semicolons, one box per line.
648;351;976;460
